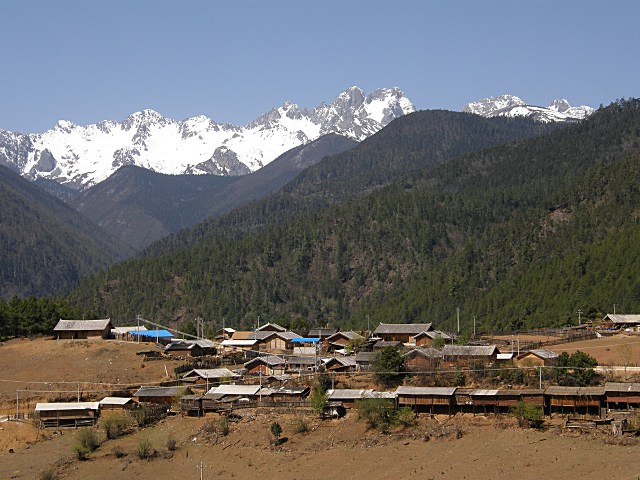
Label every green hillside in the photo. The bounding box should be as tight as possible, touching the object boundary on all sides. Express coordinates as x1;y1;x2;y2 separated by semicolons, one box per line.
69;100;640;331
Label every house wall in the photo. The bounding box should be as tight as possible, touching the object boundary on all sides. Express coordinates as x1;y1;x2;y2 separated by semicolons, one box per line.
415;337;433;347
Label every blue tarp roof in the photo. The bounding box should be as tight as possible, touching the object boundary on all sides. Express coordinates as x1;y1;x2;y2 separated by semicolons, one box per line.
128;329;174;338
290;337;320;343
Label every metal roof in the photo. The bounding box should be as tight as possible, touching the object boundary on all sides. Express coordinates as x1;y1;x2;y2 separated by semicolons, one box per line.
182;368;240;379
99;397;134;406
255;322;287;332
404;347;442;359
111;325;147;334
355;352;377;362
526;349;559;359
245;355;286;367
327;356;357;367
469;389;500;396
395;386;456;396
129;329;174;338
396;386;456;397
604;382;640;393
326;331;364;342
206;384;262;396
604;314;640;324
373;323;433;335
327;389;373;400
290;337;321;343
36;402;100;411
544;386;605;396
221;339;258;347
135;386;185;397
442;345;498;356
497;353;515;360
362;391;397;399
308;328;337;337
413;330;452;340
54;319;111;331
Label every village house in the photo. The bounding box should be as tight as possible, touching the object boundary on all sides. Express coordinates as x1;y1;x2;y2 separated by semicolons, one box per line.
413;330;452;347
326;389;389;408
164;339;217;357
515;349;559;367
255;322;287;332
324;356;357;373
355;351;377;372
134;386;187;406
244;355;286;375
544;386;604;415
128;329;175;345
181;368;241;391
373;323;433;344
285;355;318;373
220;338;259;355
601;313;640;331
204;384;263;403
441;345;498;365
403;347;442;370
254;331;303;352
53;319;113;340
325;331;364;352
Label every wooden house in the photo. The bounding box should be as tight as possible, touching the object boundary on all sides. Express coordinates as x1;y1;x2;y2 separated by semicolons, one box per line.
181;368;241;390
326;389;373;408
442;345;498;366
255;322;287;332
326;331;364;351
35;402;100;428
134;386;188;406
544;386;604;415
601;314;640;331
403;347;442;370
244;355;286;375
269;386;310;402
324;356;357;373
285;355;318;373
220;338;259;354
373;323;433;344
257;331;303;352
515;349;559;367
355;351;377;372
466;389;544;414
395;386;456;414
604;382;640;410
99;397;136;411
204;384;262;404
164;339;217;357
53;319;113;340
413;330;452;347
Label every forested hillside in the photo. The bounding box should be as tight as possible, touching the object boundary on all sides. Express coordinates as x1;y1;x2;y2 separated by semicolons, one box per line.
69;100;640;332
150;111;556;254
0;165;133;299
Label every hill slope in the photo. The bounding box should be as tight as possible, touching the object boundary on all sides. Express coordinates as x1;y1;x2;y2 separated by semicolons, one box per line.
0;165;132;298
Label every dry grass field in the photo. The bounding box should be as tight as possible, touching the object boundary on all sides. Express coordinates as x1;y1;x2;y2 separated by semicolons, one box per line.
549;334;640;366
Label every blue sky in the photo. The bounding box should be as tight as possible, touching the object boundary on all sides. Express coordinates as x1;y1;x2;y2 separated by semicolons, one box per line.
1;0;638;133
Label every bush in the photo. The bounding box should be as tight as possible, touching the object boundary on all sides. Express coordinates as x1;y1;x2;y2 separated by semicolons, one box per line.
310;384;328;415
74;427;99;459
39;469;57;480
137;437;152;459
217;416;230;436
393;407;417;428
511;400;544;428
293;416;309;434
100;412;131;439
270;421;282;441
356;398;395;429
373;347;407;387
166;435;177;451
112;446;127;458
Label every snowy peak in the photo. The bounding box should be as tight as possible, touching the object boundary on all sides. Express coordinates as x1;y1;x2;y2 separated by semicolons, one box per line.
0;87;414;190
464;95;594;123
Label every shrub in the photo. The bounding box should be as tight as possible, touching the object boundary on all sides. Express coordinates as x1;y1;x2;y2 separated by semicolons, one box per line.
293;416;309;434
100;412;131;439
270;421;282;442
373;347;407;387
39;469;57;480
166;435;177;451
137;437;152;459
393;407;417;428
217;416;230;436
356;398;395;429
511;400;544;428
74;427;99;459
310;384;328;415
112;446;127;458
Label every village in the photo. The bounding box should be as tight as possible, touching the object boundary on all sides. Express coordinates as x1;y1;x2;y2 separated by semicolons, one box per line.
2;315;640;479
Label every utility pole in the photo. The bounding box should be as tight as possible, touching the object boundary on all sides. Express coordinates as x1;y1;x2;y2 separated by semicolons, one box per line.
136;314;141;344
473;316;476;338
199;461;204;480
456;307;460;336
539;366;542;389
613;304;617;315
577;309;583;326
366;315;370;337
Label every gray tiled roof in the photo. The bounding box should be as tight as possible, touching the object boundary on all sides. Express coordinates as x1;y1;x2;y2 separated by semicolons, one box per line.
442;345;498;356
373;323;433;335
604;382;640;393
135;386;185;397
395;386;456;396
54;319;111;331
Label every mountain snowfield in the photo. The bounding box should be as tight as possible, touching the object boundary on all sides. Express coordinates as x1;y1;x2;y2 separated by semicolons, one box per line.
0;87;415;190
464;95;595;122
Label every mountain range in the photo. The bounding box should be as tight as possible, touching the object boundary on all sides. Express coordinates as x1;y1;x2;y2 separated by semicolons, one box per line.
464;95;594;123
0;87;414;191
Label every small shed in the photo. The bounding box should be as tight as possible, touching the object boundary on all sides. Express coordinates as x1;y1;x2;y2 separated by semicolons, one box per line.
403;347;442;370
326;331;364;349
355;351;377;371
205;384;262;403
515;349;559;367
326;389;372;408
129;329;174;345
53;319;113;340
442;345;498;365
285;355;318;373
35;402;100;428
413;330;452;347
99;397;136;411
395;386;456;414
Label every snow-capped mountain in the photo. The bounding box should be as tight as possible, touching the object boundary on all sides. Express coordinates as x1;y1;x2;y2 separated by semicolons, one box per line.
464;95;594;123
0;87;414;190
